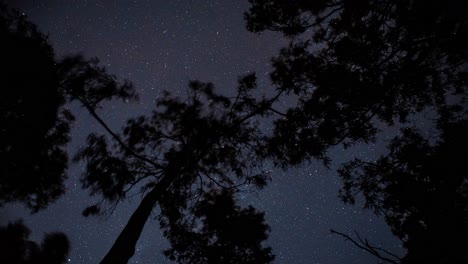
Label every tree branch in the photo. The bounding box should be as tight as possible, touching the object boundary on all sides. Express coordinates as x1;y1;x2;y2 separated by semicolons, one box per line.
79;98;164;171
330;229;401;264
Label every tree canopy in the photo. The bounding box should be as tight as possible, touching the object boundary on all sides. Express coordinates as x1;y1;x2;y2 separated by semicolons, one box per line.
339;120;468;263
4;1;468;263
245;0;468;262
245;0;467;166
76;76;277;263
162;189;274;264
0;4;72;212
0;4;137;212
1;5;138;263
1;4;275;263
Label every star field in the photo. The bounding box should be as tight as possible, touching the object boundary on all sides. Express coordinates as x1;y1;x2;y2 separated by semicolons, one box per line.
2;1;402;263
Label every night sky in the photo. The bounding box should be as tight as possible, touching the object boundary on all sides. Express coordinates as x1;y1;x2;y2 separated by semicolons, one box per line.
2;1;402;263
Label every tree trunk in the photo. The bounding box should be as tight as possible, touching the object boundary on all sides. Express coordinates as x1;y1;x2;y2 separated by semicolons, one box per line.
100;176;172;264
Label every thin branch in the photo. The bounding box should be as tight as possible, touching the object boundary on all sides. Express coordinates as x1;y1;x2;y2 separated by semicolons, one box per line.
79;98;164;170
268;107;287;117
331;229;401;264
199;170;230;189
311;6;344;27
354;231;402;261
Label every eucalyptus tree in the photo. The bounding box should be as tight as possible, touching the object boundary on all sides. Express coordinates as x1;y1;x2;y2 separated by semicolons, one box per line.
1;4;72;212
1;5;136;264
338;119;468;263
245;0;467;166
244;0;468;262
1;4;277;263
75;75;279;263
0;4;136;212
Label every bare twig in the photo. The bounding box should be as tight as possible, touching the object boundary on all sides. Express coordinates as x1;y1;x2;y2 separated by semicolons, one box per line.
330;229;402;264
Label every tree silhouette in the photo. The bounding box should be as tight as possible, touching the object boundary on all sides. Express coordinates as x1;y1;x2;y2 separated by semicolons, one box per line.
338;120;468;263
245;0;467;166
75;76;277;263
0;4;73;212
0;4;137;212
1;4;137;263
1;4;274;263
0;220;70;264
245;0;468;262
162;189;274;264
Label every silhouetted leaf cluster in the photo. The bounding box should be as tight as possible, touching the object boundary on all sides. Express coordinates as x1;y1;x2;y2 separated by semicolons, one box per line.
75;133;132;202
162;190;274;264
0;4;137;212
77;76;271;210
338;120;468;263
245;0;468;262
0;220;70;264
78;75;276;263
0;4;72;212
245;0;468;166
58;55;138;110
0;3;276;263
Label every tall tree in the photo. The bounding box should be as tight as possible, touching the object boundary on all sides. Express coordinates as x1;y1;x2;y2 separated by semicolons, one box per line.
245;0;468;262
1;4;137;263
0;4;73;212
338;120;468;263
0;4;274;263
245;0;467;166
0;4;137;212
75;76;277;263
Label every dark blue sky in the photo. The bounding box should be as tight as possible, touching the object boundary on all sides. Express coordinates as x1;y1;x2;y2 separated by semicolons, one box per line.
2;1;402;263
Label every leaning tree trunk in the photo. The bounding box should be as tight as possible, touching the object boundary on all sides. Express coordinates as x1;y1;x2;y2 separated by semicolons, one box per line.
100;175;172;264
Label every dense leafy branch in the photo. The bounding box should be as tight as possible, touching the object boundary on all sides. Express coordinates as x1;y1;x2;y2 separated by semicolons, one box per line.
245;0;468;262
73;74;280;263
0;220;70;264
338;120;468;262
246;0;468;166
162;189;274;264
0;5;75;212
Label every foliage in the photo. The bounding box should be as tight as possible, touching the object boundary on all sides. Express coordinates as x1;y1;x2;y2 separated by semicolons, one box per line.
0;4;137;212
338;120;468;263
1;3;274;263
76;75;276;262
245;0;468;166
162;189;274;264
0;4;72;212
245;0;468;262
0;220;70;264
76;76;262;206
58;54;138;110
76;75;272;211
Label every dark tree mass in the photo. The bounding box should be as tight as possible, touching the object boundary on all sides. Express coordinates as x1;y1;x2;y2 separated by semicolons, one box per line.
0;5;72;212
162;190;274;264
80;77;274;264
246;0;467;166
0;4;136;212
245;0;468;262
339;120;468;263
1;4;136;263
0;220;70;264
2;0;468;263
